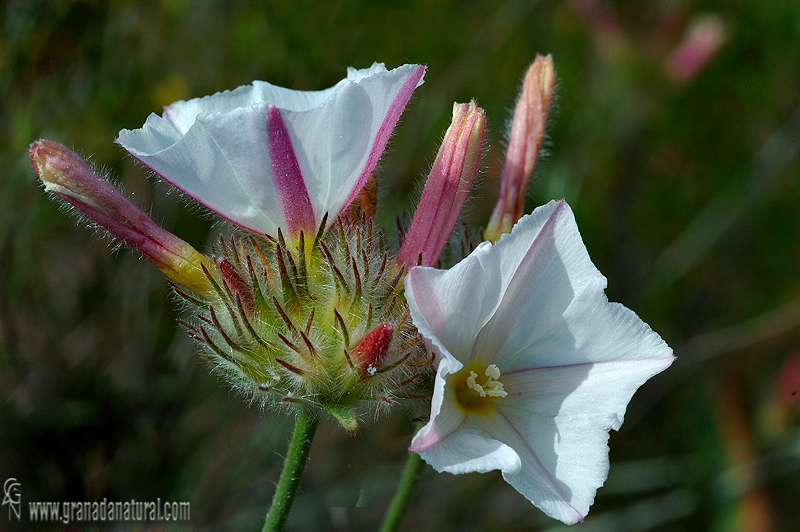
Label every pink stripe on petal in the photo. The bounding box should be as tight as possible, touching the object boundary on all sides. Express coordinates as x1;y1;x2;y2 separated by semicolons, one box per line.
267;105;316;236
341;65;427;212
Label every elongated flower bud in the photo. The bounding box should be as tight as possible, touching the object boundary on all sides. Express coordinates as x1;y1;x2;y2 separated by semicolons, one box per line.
485;55;555;243
29;139;214;296
397;101;486;267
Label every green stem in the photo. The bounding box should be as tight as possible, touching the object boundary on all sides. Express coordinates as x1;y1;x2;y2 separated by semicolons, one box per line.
378;451;425;532
262;410;318;532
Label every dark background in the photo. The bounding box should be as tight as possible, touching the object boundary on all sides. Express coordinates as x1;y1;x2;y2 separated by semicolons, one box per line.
3;1;800;530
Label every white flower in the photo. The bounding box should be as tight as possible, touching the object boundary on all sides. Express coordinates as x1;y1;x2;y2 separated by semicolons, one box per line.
406;199;674;525
117;63;425;237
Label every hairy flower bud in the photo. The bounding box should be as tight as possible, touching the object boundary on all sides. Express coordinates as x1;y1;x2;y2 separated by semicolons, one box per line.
29;139;214;296
397;101;486;268
485;54;555;243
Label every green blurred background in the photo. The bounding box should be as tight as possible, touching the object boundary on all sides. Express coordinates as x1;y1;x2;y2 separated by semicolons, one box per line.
3;0;800;530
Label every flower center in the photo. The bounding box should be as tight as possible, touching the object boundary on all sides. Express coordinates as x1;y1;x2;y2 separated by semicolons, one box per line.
451;363;507;414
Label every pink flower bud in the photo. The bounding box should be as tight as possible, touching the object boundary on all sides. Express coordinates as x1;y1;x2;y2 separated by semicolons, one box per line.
485;55;555;243
397;101;486;268
350;323;395;378
30;139;213;296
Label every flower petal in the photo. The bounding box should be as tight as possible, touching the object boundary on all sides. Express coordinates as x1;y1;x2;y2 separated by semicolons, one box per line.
504;286;674;374
407;200;605;367
160;64;396;134
266;105;316;235
488;405;597;525
118;106;285;234
279;63;425;229
502;355;674;428
117;63;424;236
406;241;504;365
471;200;607;367
492;349;672;524
409;359;466;450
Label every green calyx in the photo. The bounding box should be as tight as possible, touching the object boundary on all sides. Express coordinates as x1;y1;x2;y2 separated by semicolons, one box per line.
175;215;430;431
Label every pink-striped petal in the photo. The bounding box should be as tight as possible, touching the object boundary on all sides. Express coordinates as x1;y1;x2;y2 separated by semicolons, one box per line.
117;63;425;237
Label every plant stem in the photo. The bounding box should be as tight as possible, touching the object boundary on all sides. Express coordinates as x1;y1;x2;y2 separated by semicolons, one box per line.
378;451;425;532
262;410;318;532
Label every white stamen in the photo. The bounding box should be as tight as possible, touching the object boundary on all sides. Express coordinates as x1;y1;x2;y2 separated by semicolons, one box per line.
467;371;487;397
485;364;501;380
484;381;508;398
466;366;507;398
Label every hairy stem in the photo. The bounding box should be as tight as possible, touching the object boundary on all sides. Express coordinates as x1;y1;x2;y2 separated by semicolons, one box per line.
262;410;318;532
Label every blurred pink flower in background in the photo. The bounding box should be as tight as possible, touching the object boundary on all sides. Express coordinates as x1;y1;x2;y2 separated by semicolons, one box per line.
666;14;727;85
